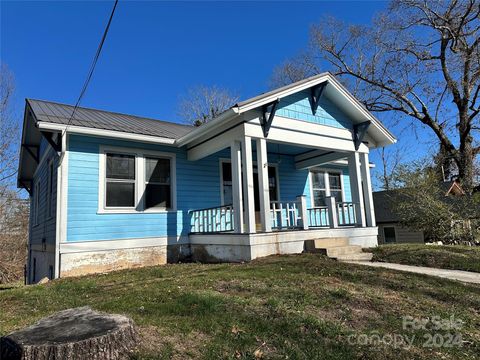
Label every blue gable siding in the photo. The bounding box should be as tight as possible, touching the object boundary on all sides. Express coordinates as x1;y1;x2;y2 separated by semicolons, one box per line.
66;135;353;242
276;90;352;129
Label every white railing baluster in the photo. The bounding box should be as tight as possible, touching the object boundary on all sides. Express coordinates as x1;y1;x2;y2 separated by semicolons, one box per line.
189;204;234;234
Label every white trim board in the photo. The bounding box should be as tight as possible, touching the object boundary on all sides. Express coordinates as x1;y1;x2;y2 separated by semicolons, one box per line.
37;122;176;145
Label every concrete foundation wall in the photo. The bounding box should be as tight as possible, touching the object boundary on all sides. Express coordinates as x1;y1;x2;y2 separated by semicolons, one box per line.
190;227;378;262
59;237;169;278
60;246;167;278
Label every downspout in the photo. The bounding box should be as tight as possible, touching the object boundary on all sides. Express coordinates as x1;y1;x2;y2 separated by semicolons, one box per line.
54;132;68;279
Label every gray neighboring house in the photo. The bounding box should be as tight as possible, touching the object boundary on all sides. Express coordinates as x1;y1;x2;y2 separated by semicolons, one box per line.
373;181;466;244
373;190;425;244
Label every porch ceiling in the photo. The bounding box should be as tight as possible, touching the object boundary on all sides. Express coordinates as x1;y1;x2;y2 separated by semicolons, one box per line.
264;142;319;156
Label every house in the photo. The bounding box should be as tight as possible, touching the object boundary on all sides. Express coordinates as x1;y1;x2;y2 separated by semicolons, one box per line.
17;73;396;283
373;181;466;244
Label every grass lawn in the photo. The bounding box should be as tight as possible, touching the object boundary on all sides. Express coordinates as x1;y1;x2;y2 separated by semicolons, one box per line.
1;254;479;359
368;244;480;273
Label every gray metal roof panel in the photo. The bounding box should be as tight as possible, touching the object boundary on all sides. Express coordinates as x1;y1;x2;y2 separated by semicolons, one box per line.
27;99;194;139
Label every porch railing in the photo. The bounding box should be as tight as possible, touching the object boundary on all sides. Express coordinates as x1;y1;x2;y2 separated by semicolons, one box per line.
336;202;358;226
189;204;234;233
307;206;329;228
270;200;302;230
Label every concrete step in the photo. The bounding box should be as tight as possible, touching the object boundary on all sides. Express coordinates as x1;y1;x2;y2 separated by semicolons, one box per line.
314;237;349;248
326;245;362;257
334;252;374;262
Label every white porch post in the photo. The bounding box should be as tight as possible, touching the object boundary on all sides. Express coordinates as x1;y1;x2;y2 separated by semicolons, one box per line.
348;152;366;227
360;152;376;227
326;196;338;228
242;136;256;233
231;141;244;233
256;138;271;232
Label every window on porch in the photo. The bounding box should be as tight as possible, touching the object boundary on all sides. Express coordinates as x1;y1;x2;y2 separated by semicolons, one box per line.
311;170;343;207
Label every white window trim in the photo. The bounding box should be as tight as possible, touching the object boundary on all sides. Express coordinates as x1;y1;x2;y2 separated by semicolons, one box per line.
309;167;346;208
98;145;176;214
219;158;280;206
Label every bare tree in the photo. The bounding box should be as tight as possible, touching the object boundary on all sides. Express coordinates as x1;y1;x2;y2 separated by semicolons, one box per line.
376;146;407;190
0;64;27;284
0;64;19;198
272;0;480;192
177;85;239;127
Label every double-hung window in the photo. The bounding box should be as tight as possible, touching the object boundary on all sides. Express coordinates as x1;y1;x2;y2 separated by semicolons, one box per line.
145;157;171;209
311;169;344;207
100;147;175;212
105;153;136;208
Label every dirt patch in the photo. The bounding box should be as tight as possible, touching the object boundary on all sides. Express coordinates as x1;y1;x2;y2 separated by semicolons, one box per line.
137;325;211;359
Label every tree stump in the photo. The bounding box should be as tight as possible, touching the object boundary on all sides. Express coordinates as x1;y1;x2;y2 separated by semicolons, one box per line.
0;306;137;360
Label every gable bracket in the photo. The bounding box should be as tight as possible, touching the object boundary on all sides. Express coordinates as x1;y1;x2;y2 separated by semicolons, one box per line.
22;144;39;163
41;131;62;152
18;179;32;196
309;82;326;116
260;99;279;138
353;121;371;150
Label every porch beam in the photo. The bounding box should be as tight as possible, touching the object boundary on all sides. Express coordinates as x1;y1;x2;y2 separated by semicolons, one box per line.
256;138;271;232
295;150;348;170
242;136;256;233
244;122;370;154
360;152;376;227
347;152;366;227
231;141;244;233
187;124;245;161
308;82;326;115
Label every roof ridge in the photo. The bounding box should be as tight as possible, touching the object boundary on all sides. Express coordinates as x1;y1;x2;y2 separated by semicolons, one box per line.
26;98;193;129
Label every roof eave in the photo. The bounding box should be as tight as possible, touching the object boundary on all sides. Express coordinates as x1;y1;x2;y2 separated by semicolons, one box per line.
175;108;239;146
36;122;177;145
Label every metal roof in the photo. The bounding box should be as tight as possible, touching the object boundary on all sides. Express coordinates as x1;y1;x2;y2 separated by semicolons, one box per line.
27;99;194;140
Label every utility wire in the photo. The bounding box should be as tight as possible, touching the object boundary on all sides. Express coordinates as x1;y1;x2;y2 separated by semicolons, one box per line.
62;0;119;138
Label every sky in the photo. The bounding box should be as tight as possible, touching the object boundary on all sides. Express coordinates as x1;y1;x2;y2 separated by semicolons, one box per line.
1;0;433;188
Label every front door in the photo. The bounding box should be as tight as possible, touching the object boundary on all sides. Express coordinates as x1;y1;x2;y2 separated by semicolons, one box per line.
221;162;279;229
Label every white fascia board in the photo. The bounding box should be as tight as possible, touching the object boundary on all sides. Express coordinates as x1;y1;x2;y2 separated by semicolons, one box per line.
326;76;397;146
37;122;176;145
237;74;331;113
175;108;239;146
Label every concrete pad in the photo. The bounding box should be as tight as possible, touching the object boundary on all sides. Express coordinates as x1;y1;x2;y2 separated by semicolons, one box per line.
346;261;480;284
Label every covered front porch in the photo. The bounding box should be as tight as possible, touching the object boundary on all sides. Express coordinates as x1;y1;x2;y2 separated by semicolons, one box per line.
175;73;394;262
186;133;378;261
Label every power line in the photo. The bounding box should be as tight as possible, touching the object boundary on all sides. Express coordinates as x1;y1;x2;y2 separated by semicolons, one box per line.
62;0;119;138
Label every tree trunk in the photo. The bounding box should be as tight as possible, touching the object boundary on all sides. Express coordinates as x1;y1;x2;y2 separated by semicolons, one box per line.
458;143;475;193
0;307;137;360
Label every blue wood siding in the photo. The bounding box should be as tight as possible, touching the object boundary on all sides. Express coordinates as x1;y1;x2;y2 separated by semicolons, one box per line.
30;147;57;246
66;135;353;242
67;135;226;242
276;90;352;129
